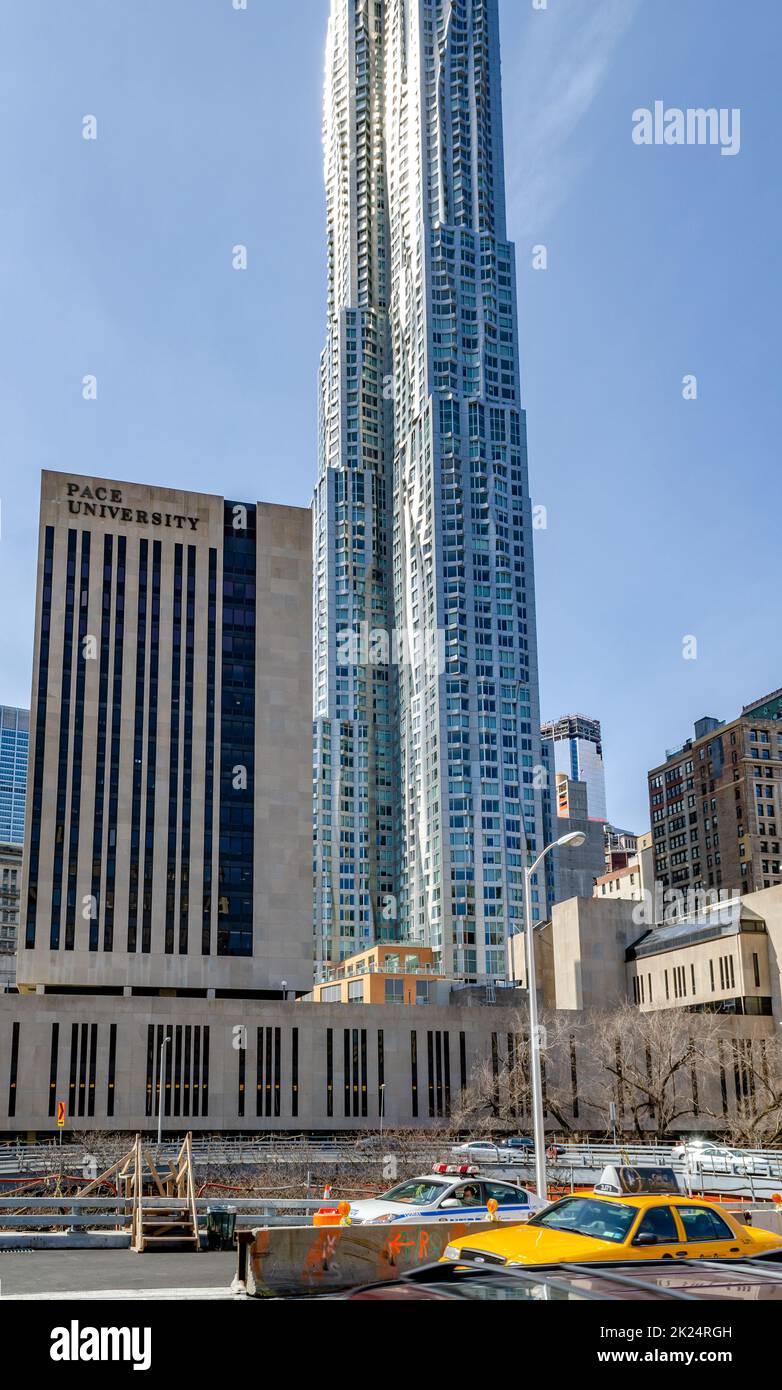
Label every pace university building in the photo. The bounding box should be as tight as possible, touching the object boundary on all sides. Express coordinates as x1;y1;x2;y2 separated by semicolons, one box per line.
18;471;313;999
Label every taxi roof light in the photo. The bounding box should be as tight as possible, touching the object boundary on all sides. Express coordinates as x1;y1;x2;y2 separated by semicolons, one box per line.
594;1164;682;1197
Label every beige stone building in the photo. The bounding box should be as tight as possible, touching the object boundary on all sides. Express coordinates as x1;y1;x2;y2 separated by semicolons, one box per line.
514;884;782;1021
17;471;313;998
593;829;654;904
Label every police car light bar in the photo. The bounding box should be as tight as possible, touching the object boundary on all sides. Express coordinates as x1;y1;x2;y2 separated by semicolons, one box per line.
432;1163;480;1176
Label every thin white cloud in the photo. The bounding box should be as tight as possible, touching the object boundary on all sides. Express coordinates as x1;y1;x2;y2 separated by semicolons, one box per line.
503;0;642;233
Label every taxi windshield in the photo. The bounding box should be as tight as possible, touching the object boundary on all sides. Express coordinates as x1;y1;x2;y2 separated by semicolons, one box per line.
528;1196;637;1244
382;1180;447;1205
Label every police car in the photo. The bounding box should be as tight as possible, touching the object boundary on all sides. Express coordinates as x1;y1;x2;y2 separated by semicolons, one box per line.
338;1164;537;1226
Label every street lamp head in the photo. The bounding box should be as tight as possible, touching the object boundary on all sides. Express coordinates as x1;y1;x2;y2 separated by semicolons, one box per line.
556;830;586;850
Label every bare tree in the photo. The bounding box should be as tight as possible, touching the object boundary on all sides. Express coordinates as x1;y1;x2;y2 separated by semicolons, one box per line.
449;1008;577;1137
583;1003;722;1142
721;1033;782;1148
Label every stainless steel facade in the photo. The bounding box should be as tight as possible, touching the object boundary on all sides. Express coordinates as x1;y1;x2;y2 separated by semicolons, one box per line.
314;0;546;982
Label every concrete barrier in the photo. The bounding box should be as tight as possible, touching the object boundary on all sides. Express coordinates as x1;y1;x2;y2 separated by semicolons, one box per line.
737;1206;782;1236
0;1232;130;1250
241;1219;500;1297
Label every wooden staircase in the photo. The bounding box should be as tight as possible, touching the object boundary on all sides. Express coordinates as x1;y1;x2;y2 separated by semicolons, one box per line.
130;1133;200;1252
76;1132;201;1252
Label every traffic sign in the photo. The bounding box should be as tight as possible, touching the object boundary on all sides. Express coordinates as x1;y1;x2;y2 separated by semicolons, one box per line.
56;1100;67;1128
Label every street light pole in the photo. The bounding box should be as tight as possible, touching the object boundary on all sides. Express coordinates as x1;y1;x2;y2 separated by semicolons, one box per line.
157;1035;171;1148
521;830;586;1204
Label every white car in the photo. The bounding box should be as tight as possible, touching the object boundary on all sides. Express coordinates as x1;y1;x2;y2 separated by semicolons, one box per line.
338;1166;536;1225
450;1140;503;1162
671;1141;771;1177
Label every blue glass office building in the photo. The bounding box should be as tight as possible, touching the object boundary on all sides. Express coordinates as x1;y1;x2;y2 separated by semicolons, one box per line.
0;707;28;845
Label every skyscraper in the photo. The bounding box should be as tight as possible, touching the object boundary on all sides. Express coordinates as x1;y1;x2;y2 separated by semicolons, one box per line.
313;0;397;971
0;706;29;844
541;714;608;823
314;0;546;980
18;471;313;997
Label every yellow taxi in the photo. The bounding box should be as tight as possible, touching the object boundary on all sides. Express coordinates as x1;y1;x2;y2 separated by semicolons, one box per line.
441;1165;782;1269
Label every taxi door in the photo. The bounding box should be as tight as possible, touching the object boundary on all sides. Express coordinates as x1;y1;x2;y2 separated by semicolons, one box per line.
671;1204;746;1260
628;1205;692;1261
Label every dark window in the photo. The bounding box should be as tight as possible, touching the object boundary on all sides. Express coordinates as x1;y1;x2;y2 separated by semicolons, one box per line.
202;548;218;955
65;531;91;952
144;1024;154;1117
107;1023;117;1117
218;503;256;957
164;544;183;954
201;1026;210;1116
7;1021;20;1117
291;1028;299;1117
103;535;126;951
141;541;162;953
87;1023;98;1117
48;1022;59;1117
237;1033;246;1118
483;1181;525;1207
634;1206;680;1244
127;539;148;954
677;1206;735;1242
25;526;55;947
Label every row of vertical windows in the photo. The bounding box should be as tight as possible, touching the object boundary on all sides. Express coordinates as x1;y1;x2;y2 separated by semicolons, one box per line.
103;537;126;951
141;542;162;953
219;505;256;956
49;530;78;950
25;527;55;946
89;536;113;951
202;549;218;954
164;545;184;952
144;1024;210;1119
127;539;148;952
64;533;92;951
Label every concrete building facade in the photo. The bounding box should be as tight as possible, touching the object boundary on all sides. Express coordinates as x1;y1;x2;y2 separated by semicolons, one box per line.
18;471;313;999
594;829;654;904
0;989;774;1138
549;776;606;902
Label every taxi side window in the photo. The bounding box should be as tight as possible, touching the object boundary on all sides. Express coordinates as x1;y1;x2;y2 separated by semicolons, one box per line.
633;1206;680;1244
677;1206;734;1242
484;1181;522;1206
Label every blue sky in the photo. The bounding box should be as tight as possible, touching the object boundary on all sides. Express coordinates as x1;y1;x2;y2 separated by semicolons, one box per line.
0;0;779;833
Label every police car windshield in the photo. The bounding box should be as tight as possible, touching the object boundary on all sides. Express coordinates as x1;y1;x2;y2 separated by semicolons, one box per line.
528;1197;637;1243
382;1179;448;1205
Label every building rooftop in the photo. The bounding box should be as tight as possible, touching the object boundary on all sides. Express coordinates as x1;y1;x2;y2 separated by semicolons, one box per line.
626;899;766;961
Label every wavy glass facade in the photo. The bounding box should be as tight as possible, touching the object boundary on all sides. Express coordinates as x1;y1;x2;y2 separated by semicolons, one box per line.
315;0;546;981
